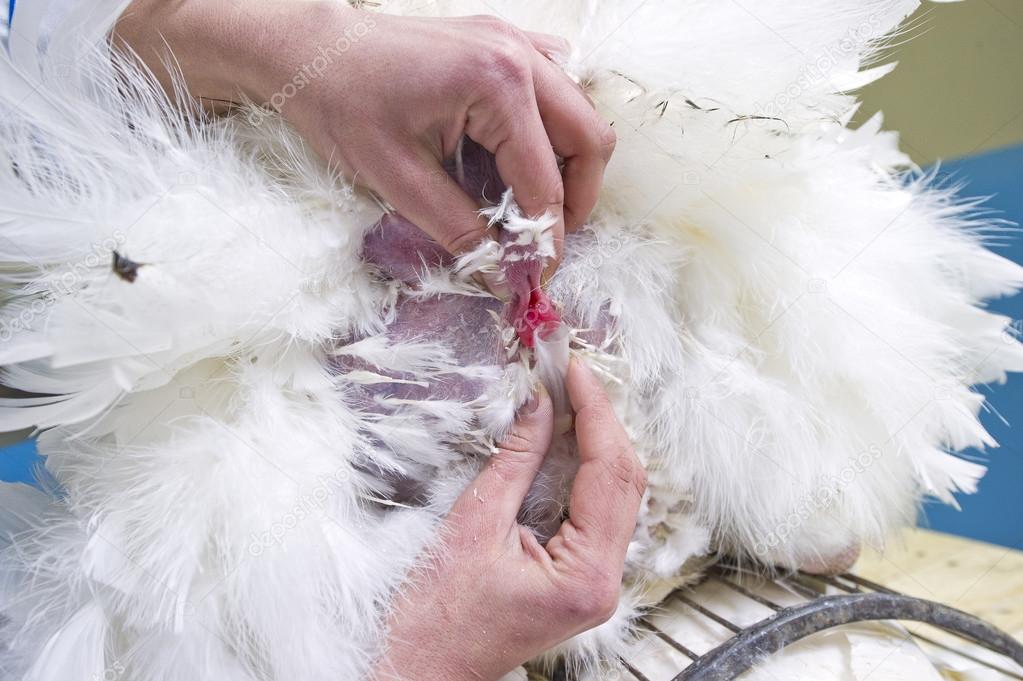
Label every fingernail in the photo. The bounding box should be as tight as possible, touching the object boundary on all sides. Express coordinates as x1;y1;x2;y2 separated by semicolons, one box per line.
554;413;574;436
522;384;546;414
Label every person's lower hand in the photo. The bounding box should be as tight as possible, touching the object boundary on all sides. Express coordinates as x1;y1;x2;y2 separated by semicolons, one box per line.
114;0;616;268
372;358;646;681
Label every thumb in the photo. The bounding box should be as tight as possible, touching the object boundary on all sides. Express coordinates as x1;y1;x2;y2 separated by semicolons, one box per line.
454;385;555;527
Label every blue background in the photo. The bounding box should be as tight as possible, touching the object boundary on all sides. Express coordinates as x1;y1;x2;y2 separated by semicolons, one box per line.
918;144;1023;550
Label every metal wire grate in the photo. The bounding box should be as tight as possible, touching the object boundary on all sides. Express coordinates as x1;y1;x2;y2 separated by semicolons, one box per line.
545;565;1023;680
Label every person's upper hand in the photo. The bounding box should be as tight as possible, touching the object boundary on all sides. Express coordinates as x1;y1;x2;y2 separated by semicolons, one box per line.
115;0;617;269
373;358;646;681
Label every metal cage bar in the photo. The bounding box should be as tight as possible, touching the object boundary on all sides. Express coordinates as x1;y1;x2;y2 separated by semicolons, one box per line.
605;567;1023;681
670;591;1023;681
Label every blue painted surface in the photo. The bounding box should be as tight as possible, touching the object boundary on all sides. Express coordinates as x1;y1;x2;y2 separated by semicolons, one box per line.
920;143;1023;550
2;144;1022;548
0;438;40;485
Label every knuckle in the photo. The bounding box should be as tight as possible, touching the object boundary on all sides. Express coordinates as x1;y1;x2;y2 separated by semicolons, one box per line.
606;449;642;496
484;44;532;90
443;224;485;254
547;176;566;207
592;586;620;624
633;463;648;497
529;175;565;211
562;574;620;624
595;124;617;162
497;428;535;457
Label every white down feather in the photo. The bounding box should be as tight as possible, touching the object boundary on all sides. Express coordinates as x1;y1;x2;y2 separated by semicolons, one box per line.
1;0;1021;679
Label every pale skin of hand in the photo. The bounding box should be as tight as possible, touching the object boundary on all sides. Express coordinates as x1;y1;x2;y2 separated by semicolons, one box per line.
374;359;647;681
114;0;617;269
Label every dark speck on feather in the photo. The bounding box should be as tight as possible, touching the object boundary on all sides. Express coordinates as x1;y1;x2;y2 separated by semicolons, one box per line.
112;251;143;283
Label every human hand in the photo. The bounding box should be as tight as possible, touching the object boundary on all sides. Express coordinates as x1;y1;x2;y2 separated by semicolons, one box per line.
372;358;646;681
114;0;616;269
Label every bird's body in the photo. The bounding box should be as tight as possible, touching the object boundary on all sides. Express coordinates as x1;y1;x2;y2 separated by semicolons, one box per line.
0;1;1020;679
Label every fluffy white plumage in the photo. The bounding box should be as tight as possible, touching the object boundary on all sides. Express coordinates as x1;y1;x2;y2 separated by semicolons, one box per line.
1;0;1021;679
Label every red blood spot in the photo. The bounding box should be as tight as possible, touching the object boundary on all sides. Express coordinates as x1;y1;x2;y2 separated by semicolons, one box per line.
515;288;561;348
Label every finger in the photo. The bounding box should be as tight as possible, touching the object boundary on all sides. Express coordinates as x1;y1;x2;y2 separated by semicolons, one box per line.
465;88;565;266
553;358;644;559
451;386;555;530
524;30;571;62
366;144;490;256
531;55;615;236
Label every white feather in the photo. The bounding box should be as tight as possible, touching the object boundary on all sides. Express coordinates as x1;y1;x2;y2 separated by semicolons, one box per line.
0;0;1018;678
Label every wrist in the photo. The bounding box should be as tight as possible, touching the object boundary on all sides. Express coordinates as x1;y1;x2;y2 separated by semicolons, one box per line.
372;655;483;681
205;0;370;110
373;607;503;681
115;0;358;107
